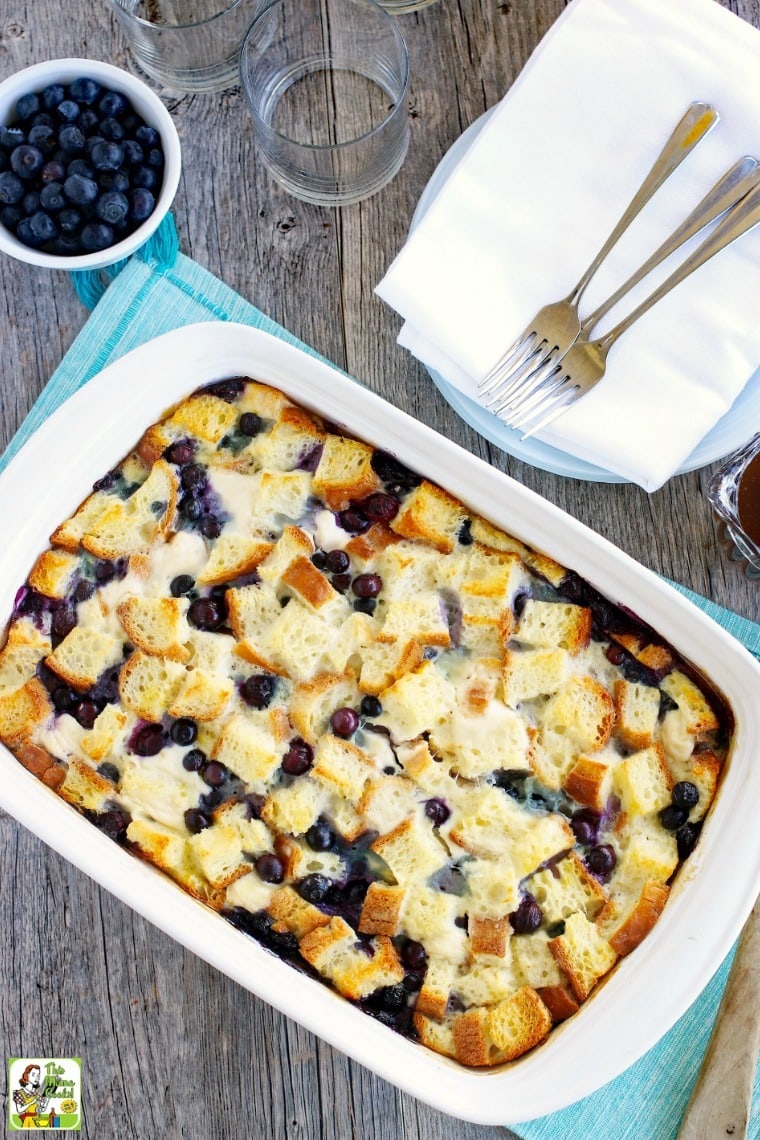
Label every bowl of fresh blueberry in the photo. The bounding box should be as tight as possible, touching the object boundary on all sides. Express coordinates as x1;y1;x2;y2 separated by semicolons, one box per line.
0;58;181;270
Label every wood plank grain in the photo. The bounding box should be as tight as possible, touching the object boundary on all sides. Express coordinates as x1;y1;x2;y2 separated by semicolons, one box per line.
0;2;758;1138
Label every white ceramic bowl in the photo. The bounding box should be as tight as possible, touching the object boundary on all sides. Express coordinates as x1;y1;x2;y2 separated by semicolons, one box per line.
0;58;181;270
1;323;760;1125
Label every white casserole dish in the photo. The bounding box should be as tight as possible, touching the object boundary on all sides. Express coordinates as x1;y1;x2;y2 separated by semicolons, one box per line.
1;321;758;1126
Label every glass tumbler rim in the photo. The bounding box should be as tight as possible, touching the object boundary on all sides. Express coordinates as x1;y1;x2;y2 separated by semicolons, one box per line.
110;0;253;32
239;0;410;154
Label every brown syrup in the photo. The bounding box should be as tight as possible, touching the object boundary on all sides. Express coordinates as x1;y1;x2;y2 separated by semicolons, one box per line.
737;451;760;547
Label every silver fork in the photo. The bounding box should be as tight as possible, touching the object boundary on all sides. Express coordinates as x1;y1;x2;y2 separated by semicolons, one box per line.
495;154;760;421
510;179;760;438
478;101;718;408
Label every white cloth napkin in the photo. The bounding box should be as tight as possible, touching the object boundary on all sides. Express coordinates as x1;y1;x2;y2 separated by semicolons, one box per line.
376;0;760;491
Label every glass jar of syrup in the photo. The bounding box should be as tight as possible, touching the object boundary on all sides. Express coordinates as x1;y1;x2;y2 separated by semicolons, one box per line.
707;433;760;580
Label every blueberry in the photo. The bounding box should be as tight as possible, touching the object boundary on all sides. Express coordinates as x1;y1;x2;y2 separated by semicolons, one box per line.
122;139;144;167
73;580;95;602
672;781;699;811
146;146;165;168
187;597;224;631
27;211;58;244
59;124;86;154
352;573;382;598
330;707;359;738
99;169;131;197
282;738;314;776
170;718;198;746
458;519;474;545
97;761;120;784
132;164;158;191
182;748;206;772
58;207;82;235
69;77;102;105
91;140;124;173
240;673;276;709
135;124;160;148
244;793;266;820
56;99;80;124
78;108;100;134
28;125;57;155
199;515;222;540
133;724;165;756
305;819;335;851
337;508;369;535
297;873;331;904
677;821;701;859
325;549;349;574
424;797;451;827
571;808;600;846
311;550;328;570
370;450;421;490
80;222;114;251
181;463;207;491
239;411;263;437
99;90;130;118
63;173;98;206
52;686;78;712
129;187;155;222
0;151;6;173
255;853;285;884
331;571;352;594
84;134;105;158
0;125;26;150
100;116;126;142
10;144;44;180
360;695;382;718
42;84;66;111
73;700;99;729
95;190;129;225
0;204;23;229
659;804;689;831
165;439;195;466
170;573;195;597
67;158;95;179
400;939;427;970
22;190;41;215
184;808;212;834
52;603;76;638
510;896;543;934
15;92;41;121
41;158;66;183
361;492;400;523
40;182;66;212
179;494;202;522
202;761;227;788
353;598;376;615
585;843;617;876
15;217;40;246
52;234;82;256
605;642;626;666
98;809;130;842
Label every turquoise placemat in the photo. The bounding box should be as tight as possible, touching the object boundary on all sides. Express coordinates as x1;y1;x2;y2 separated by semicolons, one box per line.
2;226;758;1139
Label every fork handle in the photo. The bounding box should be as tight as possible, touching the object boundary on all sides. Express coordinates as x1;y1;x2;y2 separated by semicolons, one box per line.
597;181;760;353
569;102;718;305
580;156;760;335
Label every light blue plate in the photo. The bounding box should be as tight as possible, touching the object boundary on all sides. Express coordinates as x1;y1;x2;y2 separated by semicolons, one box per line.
410;111;760;482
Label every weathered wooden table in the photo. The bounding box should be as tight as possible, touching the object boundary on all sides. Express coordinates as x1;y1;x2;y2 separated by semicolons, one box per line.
1;2;759;1137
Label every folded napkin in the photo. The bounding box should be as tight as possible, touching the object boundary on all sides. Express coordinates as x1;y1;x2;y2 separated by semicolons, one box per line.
376;0;760;490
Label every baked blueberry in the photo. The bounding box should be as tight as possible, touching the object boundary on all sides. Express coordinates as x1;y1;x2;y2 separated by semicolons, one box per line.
510;896;543;934
170;718;198;746
240;673;276;709
330;707;359;738
255;853;285;884
282;738;314;776
672;781;699;811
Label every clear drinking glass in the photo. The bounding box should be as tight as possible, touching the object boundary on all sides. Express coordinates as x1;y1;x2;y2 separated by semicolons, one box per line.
706;434;760;580
240;0;410;207
109;0;263;93
375;0;440;11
